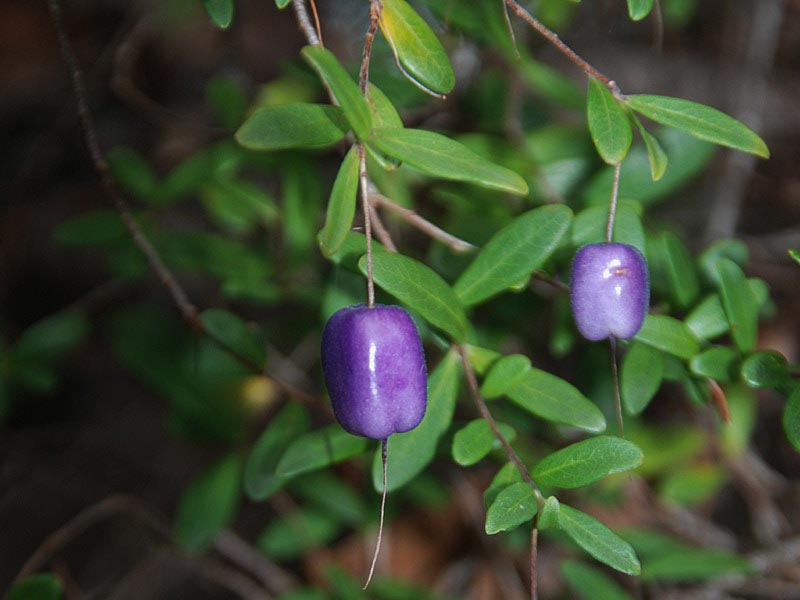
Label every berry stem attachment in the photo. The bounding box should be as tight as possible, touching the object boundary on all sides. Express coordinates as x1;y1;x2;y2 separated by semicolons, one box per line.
609;337;625;438
364;437;389;589
606;162;622;243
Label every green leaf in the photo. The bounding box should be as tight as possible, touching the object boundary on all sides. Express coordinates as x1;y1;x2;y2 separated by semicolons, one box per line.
360;251;468;342
235;104;349;151
626;94;769;158
715;258;758;353
4;575;62;600
244;403;310;501
108;146;159;200
174;454;242;552
652;231;700;309
538;495;561;530
634;315;700;359
790;249;800;265
634;119;669;180
318;146;360;258
571;200;645;255
452;419;516;466
505;368;606;432
531;436;643;489
587;78;632;165
380;0;455;95
484;462;523;508
15;311;89;363
301;46;373;140
277;425;369;478
370;127;529;195
480;354;532;399
641;548;753;582
290;471;366;525
627;0;655;20
372;352;460;492
484;482;538;534
685;294;729;340
741;351;791;391
698;239;749;284
658;463;727;506
561;561;632;600
783;388;800;452
202;178;279;234
200;309;265;367
621;341;663;415
454;205;572;306
559;504;641;575
207;77;247;129
258;510;341;560
690;346;739;382
55;210;126;246
203;0;233;28
274;0;291;8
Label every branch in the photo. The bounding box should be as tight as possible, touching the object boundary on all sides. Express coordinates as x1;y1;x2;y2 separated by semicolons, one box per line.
291;0;320;46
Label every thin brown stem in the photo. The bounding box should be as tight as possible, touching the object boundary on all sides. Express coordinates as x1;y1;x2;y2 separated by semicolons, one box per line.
291;0;320;46
308;0;324;47
360;1;381;95
531;270;570;293
502;0;521;60
456;345;544;505
369;205;398;253
609;337;625;438
530;525;539;600
652;0;664;53
370;191;476;254
504;0;613;88
364;438;389;589
606;162;622;243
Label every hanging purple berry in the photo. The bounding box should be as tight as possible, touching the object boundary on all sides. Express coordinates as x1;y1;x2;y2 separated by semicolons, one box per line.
570;243;650;341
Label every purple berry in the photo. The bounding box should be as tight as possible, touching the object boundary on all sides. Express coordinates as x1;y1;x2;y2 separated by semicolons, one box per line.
570;243;650;341
321;304;427;439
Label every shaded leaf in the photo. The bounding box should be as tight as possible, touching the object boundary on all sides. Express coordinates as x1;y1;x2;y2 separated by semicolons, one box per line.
685;294;729;341
532;436;643;489
783;388;800;452
483;462;523;508
559;504;641;575
621;341;663;415
484;482;537;534
690;346;738;383
15;312;89;363
203;0;233;29
587;78;632;165
634;315;700;359
200;309;265;367
715;258;758;353
635;120;669;180
480;354;532;399
562;561;632;600
318;146;360;257
627;0;655;20
452;419;516;466
658;463;727;506
258;510;341;560
277;425;369;478
642;548;753;582
235;104;348;151
741;351;791;391
4;574;62;600
290;471;366;525
538;495;561;530
108;146;159;200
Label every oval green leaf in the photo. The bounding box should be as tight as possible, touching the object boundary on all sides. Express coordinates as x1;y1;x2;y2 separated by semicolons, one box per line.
370;127;529;195
484;481;538;535
714;258;758;353
631;116;668;180
634;315;700;359
741;350;791;391
559;504;641;575
532;436;643;489
359;251;468;342
689;346;739;383
235;103;348;151
653;231;700;309
562;561;633;600
480;354;532;399
277;425;369;478
587;78;632;165
626;94;769;158
505;368;606;432
685;294;729;340
621;341;663;415
204;0;233;29
318;146;360;257
452;418;516;466
301;46;373;140
627;0;655;21
372;351;460;492
454;205;572;306
380;0;455;95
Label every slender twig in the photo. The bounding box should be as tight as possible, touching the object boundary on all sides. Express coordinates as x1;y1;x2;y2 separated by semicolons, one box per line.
606;162;622;243
651;0;664;53
456;345;544;505
530;525;539;600
503;0;613;87
308;0;324;47
369;191;476;254
531;270;570;293
359;1;381;96
291;0;320;46
609;338;625;438
502;0;521;60
363;438;389;589
368;205;399;253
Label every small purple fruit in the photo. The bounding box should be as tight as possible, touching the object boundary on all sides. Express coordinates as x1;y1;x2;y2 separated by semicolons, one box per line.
321;304;427;439
570;243;650;341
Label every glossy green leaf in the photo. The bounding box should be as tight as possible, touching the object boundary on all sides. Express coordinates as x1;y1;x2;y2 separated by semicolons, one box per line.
741;351;791;391
483;462;523;508
258;509;341;560
641;548;753;582
318;146;360;257
277;425;369;478
174;454;242;552
571;200;645;255
235;104;348;151
15;311;89;363
203;0;233;29
653;231;700;309
587;78;632;165
484;482;538;534
783;388;800;452
370;127;529;195
634;315;700;359
480;354;532;399
690;346;738;382
359;251;468;341
380;0;455;95
452;418;516;466
627;0;655;20
372;351;461;492
505;368;606;432
621;341;663;415
715;258;758;353
532;436;643;489
301;46;372;140
4;575;63;600
562;561;632;600
559;504;641;575
244;403;310;501
538;495;561;530
685;294;729;340
200;309;265;367
626;95;769;158
454;205;572;306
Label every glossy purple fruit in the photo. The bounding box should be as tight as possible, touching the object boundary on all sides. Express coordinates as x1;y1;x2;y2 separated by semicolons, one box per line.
570;243;650;341
321;304;427;439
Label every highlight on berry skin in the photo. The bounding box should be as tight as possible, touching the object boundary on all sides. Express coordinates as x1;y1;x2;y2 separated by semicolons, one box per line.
320;303;428;440
570;243;650;341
